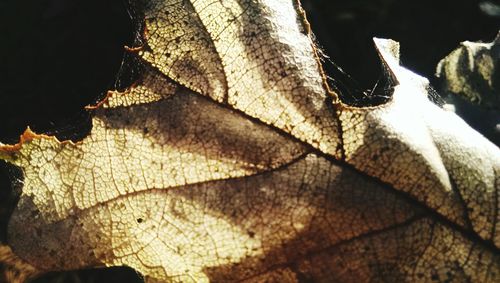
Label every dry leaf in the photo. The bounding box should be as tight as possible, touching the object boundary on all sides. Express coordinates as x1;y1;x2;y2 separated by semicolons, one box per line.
436;31;500;110
1;1;499;282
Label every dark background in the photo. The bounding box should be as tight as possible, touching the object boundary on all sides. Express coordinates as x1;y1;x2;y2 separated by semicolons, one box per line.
0;0;498;282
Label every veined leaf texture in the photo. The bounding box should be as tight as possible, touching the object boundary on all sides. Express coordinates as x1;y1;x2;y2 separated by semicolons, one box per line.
0;1;499;282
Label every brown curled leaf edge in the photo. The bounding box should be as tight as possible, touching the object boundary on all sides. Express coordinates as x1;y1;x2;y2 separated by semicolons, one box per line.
0;1;499;282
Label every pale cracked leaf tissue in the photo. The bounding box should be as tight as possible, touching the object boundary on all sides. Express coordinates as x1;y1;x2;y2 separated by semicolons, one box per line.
0;0;499;282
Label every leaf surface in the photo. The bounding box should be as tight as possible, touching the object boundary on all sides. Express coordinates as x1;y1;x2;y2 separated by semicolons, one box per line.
0;1;499;282
436;32;500;110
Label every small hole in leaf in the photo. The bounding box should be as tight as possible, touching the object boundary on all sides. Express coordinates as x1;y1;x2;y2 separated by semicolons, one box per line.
136;218;143;223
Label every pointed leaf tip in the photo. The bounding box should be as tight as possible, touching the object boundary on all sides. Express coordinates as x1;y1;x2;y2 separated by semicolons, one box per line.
373;38;401;85
373;37;429;90
373;38;400;62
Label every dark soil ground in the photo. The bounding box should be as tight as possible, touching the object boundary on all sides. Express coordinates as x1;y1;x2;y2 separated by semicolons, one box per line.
0;0;498;282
